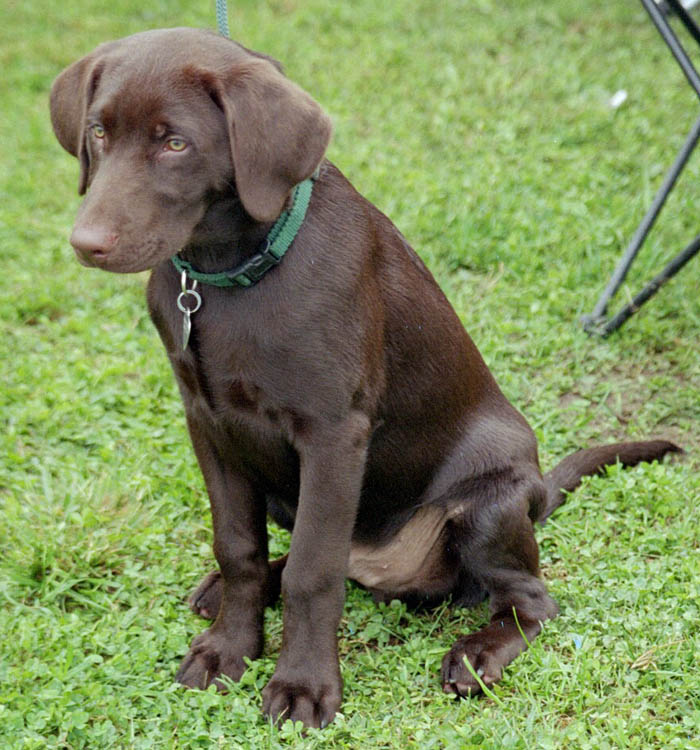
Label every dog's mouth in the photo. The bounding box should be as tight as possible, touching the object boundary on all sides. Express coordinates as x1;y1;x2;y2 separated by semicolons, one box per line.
70;235;175;274
72;246;144;273
72;245;127;273
72;246;104;267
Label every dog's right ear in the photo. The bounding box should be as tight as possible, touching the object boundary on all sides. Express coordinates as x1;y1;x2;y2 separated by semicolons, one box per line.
50;50;108;195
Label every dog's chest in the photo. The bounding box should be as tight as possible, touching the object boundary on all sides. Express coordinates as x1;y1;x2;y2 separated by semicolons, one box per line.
148;287;298;463
171;343;301;486
170;338;303;431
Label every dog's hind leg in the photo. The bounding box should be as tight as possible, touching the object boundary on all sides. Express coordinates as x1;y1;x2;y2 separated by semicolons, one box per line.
189;555;288;619
441;476;558;696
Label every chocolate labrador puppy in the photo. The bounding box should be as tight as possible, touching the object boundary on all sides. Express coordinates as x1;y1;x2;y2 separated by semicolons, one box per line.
50;28;679;728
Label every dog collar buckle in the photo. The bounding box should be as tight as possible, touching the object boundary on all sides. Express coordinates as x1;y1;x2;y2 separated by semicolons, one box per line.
170;176;314;289
224;239;281;287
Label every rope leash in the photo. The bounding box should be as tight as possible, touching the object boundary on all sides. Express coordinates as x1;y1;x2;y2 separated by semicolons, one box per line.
215;0;230;38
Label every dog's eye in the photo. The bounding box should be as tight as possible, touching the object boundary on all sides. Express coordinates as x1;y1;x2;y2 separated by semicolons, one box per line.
165;138;187;152
92;124;105;139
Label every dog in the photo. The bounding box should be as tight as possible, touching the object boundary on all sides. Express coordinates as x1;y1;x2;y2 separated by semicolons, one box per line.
50;28;680;728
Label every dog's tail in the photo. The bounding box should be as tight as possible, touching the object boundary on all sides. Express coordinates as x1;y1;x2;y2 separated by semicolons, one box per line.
540;440;682;522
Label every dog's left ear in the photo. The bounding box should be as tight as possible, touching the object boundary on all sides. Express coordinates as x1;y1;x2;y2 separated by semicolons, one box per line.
208;60;333;222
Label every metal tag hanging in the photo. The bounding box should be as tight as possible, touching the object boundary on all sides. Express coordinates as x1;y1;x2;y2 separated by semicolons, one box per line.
176;271;202;350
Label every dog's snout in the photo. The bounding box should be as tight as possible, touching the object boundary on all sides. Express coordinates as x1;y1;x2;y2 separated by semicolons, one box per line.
70;226;119;260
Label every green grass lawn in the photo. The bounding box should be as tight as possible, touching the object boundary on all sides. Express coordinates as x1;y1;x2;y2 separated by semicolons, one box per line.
1;0;699;747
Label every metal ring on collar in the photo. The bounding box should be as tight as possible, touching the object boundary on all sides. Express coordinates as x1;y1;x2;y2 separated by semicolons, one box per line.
177;289;202;314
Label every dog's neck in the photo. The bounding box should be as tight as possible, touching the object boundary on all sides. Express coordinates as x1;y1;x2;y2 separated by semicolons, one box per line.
179;193;273;273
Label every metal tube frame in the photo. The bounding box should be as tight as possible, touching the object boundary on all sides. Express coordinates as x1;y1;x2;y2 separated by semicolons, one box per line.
582;0;700;336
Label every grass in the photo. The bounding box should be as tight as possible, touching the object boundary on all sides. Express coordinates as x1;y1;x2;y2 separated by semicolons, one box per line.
1;0;699;747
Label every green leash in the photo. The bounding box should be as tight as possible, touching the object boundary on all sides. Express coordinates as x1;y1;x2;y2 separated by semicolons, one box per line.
171;177;314;288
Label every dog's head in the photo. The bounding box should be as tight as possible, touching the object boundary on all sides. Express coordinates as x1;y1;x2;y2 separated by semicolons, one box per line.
50;28;332;273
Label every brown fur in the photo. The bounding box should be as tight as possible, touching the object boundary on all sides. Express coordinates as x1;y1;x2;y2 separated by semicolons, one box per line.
50;28;681;728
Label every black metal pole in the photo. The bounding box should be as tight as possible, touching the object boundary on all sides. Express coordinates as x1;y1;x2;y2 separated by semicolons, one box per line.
581;112;700;331
666;0;700;49
582;0;700;335
641;0;700;98
600;233;700;336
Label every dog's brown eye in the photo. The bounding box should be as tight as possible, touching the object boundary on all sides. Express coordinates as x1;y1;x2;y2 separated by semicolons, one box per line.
92;124;105;139
166;138;187;152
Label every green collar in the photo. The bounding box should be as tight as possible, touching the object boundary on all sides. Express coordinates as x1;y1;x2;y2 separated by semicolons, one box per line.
171;176;314;288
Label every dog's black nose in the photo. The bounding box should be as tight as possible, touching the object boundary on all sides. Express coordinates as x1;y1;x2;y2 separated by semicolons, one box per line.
70;226;119;261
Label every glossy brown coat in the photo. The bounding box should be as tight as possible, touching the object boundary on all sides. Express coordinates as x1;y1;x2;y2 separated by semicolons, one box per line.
50;28;680;728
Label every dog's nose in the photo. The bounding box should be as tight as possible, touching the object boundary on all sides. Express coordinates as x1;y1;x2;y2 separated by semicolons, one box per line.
70;226;119;259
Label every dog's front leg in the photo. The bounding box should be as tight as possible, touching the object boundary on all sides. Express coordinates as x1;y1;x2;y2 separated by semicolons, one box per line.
262;412;370;729
176;415;269;690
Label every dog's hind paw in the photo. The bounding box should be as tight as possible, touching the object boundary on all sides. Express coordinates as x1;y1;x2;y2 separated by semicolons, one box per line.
441;634;503;697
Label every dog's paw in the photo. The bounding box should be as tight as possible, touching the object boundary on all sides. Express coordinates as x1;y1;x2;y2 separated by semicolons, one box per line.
188;570;222;620
440;634;503;698
175;628;257;690
262;674;341;729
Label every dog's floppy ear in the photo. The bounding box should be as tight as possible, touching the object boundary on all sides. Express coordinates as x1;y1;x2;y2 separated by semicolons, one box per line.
209;60;332;222
50;46;113;194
